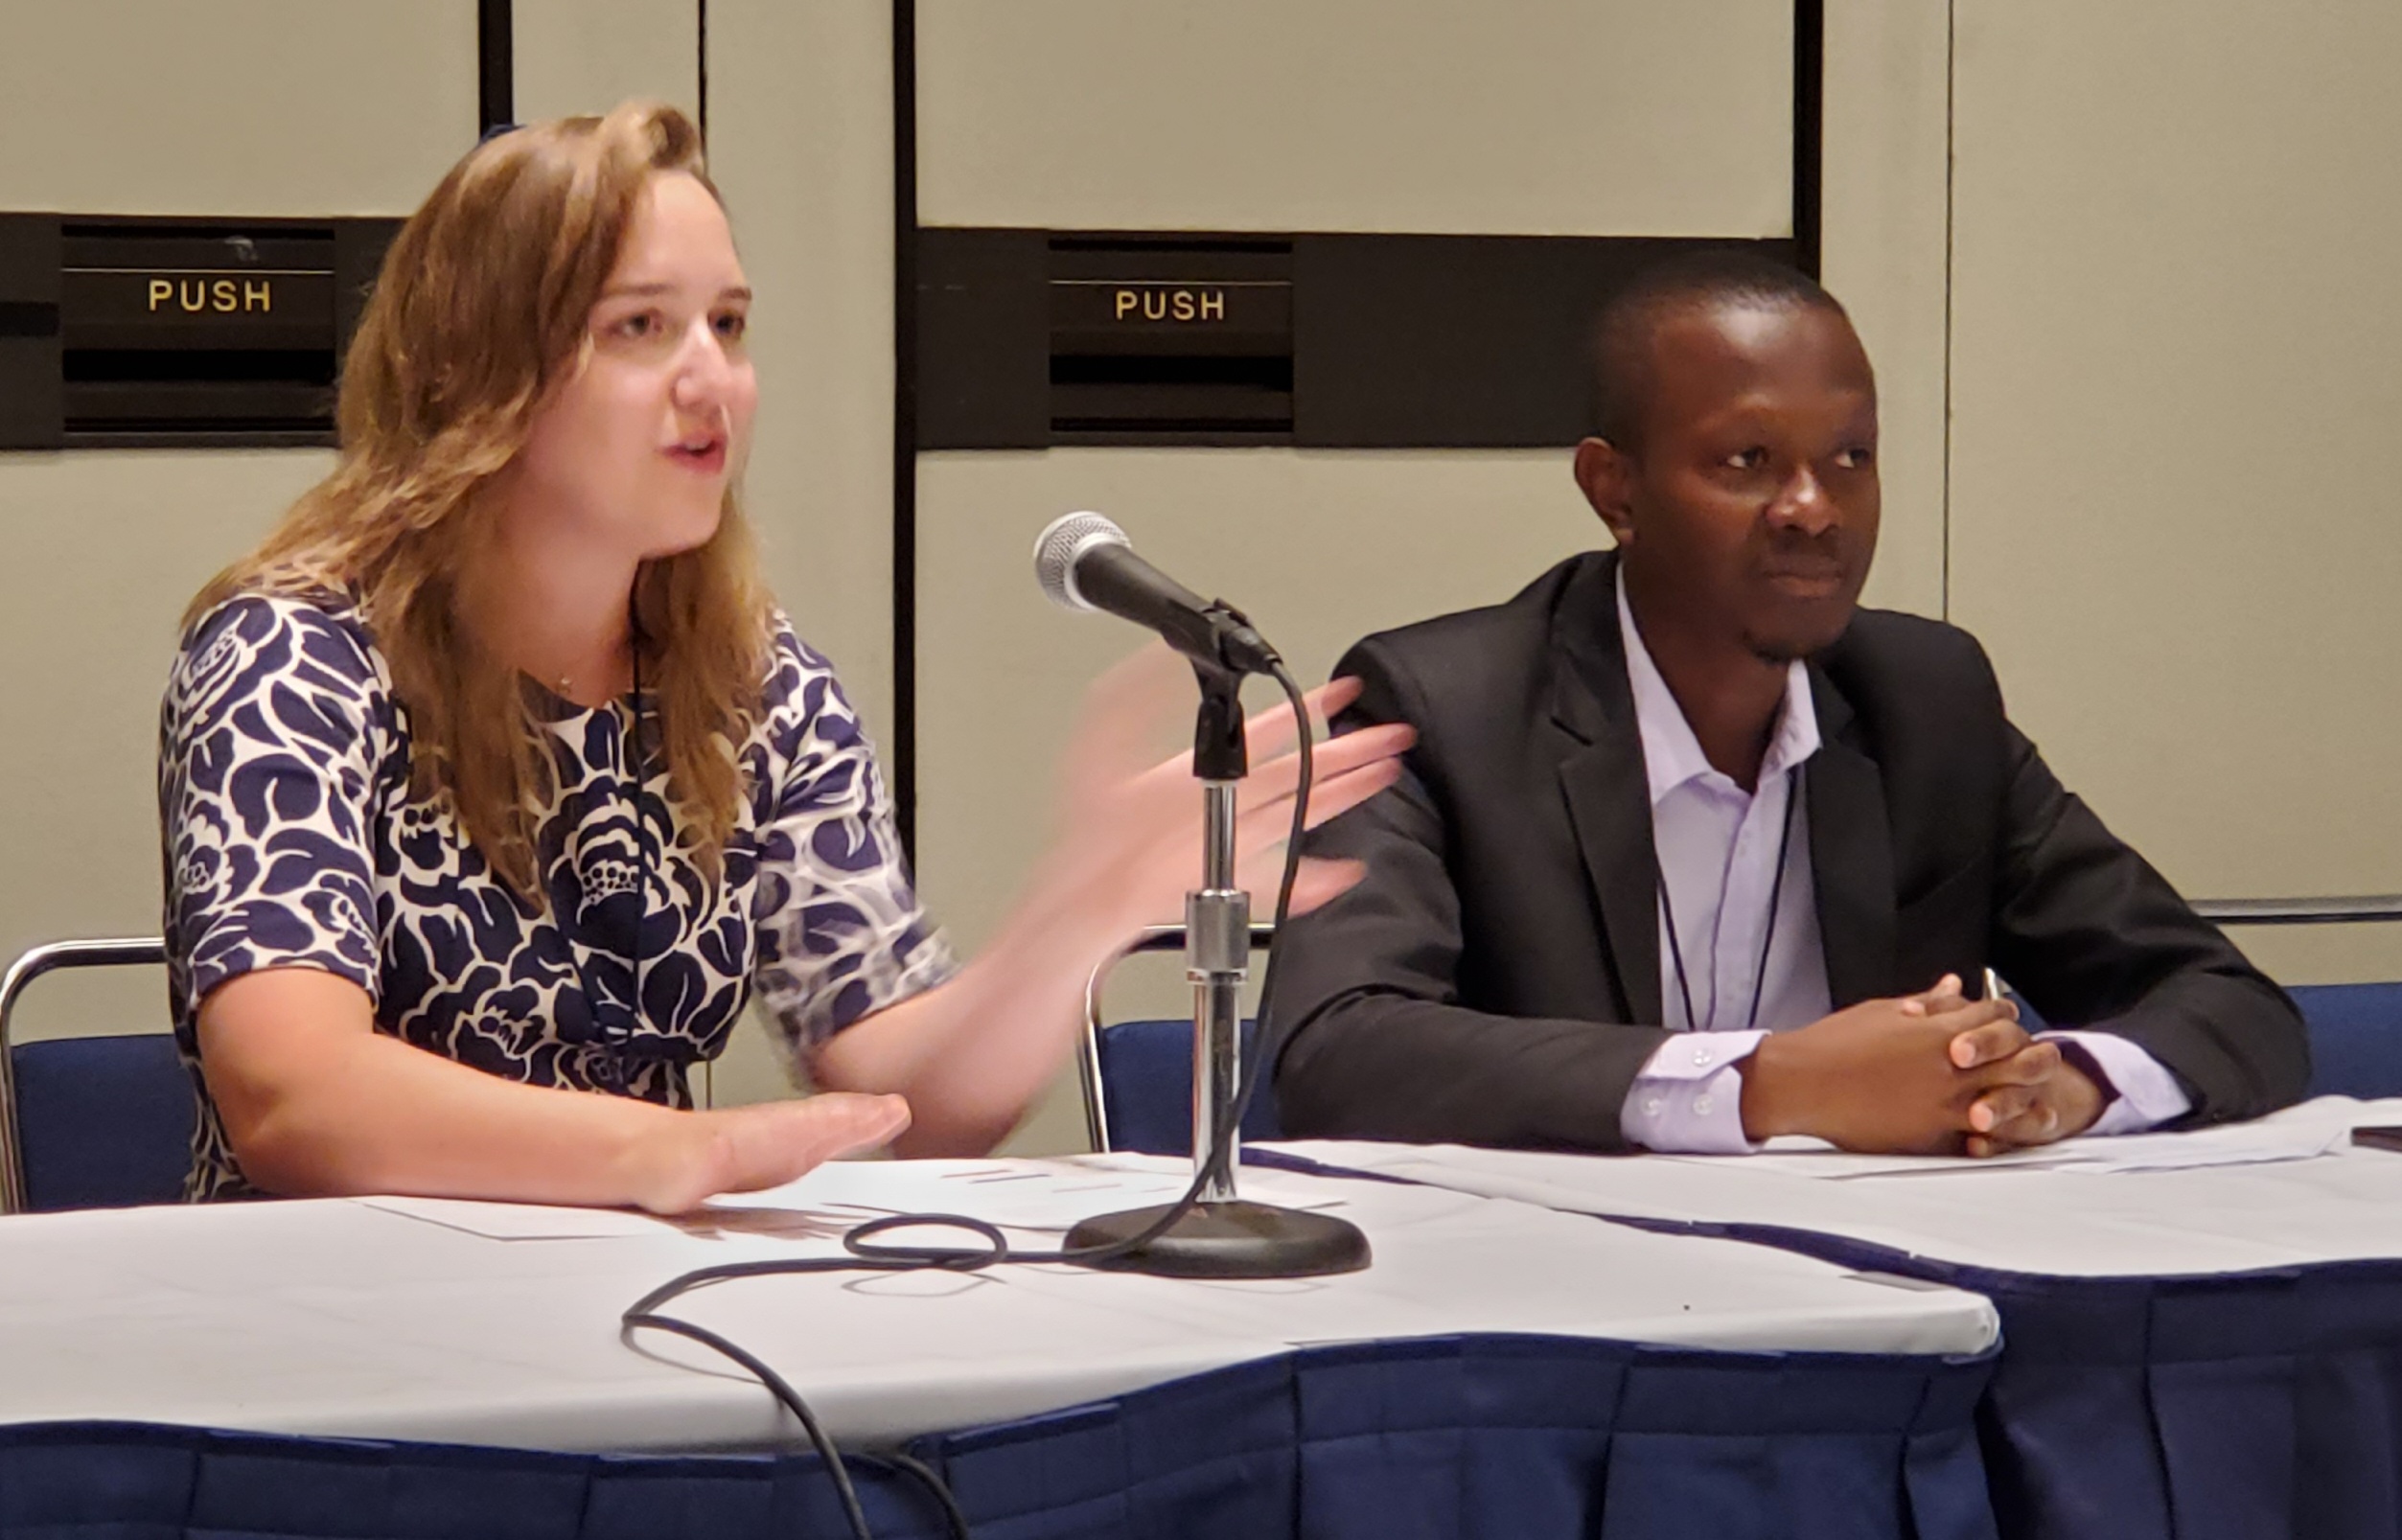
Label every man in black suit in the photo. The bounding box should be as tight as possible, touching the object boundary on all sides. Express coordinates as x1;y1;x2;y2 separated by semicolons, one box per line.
1270;253;2306;1156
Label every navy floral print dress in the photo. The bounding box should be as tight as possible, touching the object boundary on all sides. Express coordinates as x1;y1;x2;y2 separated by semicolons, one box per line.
159;594;955;1200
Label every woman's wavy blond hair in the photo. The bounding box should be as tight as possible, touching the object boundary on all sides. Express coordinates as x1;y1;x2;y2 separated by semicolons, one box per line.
187;102;771;899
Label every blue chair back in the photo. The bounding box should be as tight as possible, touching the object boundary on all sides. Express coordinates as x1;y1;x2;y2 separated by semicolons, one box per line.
1093;1017;1284;1158
2294;982;2402;1099
11;1034;194;1211
1;937;179;1212
2185;896;2402;1100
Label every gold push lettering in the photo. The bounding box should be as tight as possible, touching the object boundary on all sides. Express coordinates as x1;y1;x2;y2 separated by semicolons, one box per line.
1111;287;1228;323
145;276;273;314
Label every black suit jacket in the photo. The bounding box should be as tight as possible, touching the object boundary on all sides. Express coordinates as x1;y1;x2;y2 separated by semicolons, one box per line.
1269;550;2308;1150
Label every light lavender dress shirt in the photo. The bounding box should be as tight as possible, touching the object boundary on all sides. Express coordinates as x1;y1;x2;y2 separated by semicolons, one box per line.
1610;573;2191;1152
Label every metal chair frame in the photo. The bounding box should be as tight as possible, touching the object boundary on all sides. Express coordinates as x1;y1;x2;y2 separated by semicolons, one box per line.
2192;896;2402;928
0;936;170;1214
1079;922;1276;1154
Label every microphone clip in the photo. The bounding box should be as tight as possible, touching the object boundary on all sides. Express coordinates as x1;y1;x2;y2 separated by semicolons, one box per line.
1195;599;1281;679
1189;651;1250;783
1189;600;1281;781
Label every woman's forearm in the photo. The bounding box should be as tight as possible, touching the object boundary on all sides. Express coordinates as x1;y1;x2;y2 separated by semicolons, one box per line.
810;862;1135;1156
201;971;691;1206
230;1034;691;1206
199;967;913;1212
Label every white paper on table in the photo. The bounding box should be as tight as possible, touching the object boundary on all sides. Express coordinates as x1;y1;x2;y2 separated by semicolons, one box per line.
347;1159;1351;1245
713;1156;1349;1233
353;1195;677;1241
1656;1106;2354;1179
1262;1138;2319;1277
2049;1117;2354;1173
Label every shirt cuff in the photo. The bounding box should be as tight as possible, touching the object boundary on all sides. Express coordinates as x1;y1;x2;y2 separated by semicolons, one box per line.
1623;1030;1767;1154
2040;1029;2193;1135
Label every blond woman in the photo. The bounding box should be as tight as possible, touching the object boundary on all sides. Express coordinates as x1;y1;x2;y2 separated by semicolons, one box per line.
159;104;1403;1209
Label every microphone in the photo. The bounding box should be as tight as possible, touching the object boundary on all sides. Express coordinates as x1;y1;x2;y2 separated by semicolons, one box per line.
1031;512;1281;675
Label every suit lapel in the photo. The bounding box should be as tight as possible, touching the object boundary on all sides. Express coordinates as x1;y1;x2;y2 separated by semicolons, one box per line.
1549;553;1663;1026
1804;668;1898;1005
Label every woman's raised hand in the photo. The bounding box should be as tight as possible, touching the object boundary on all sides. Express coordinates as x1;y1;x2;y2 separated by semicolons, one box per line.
803;643;1414;1158
1042;643;1414;936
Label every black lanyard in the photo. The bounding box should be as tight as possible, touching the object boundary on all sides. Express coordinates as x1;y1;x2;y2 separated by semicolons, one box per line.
1657;766;1801;1035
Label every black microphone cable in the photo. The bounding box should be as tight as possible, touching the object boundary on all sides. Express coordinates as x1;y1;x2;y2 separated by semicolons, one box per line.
620;661;1322;1540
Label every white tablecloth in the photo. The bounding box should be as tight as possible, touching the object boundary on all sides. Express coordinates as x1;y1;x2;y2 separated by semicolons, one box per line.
1264;1094;2402;1279
0;1154;1995;1452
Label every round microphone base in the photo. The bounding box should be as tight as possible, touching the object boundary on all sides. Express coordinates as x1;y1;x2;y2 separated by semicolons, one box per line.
1065;1200;1372;1279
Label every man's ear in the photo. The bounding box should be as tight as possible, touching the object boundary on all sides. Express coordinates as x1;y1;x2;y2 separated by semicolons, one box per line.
1573;436;1638;547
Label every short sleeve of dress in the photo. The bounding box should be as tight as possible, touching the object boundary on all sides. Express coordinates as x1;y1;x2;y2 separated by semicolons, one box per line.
160;596;384;1040
751;622;957;1071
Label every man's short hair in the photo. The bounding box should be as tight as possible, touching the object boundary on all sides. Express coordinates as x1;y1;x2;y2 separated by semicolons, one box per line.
1588;249;1847;453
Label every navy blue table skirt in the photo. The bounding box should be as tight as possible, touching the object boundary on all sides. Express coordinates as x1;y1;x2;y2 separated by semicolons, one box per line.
0;1333;1998;1540
1627;1217;2402;1540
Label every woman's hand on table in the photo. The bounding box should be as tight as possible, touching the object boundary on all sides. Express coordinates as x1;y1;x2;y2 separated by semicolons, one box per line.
634;1093;912;1214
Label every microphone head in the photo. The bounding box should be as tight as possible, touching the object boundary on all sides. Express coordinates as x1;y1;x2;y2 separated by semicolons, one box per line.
1032;510;1130;612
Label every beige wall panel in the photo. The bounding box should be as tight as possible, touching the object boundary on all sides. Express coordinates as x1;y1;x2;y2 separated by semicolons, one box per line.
709;0;897;724
0;3;468;1046
514;0;698;124
915;448;1603;1150
1947;1;2402;984
1820;0;1949;620
704;0;901;1108
915;0;1792;237
0;2;474;214
0;453;323;1043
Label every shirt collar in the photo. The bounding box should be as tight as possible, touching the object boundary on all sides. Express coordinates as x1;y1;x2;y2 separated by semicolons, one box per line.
1615;566;1821;807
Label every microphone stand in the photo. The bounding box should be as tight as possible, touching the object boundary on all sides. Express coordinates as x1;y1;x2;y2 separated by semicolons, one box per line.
1066;657;1372;1278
